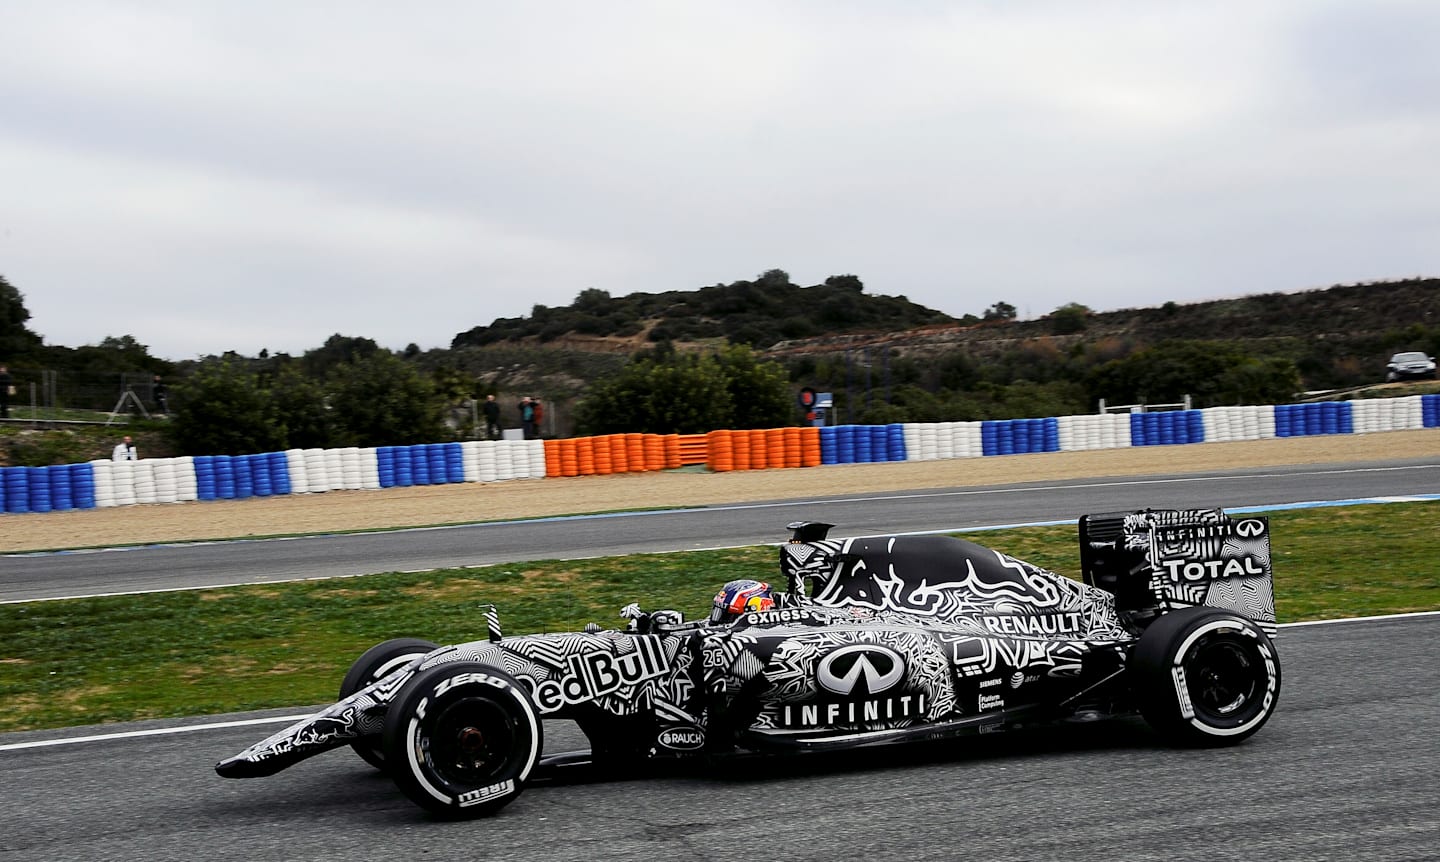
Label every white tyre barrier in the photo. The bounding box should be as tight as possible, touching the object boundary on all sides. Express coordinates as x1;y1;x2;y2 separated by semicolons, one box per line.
152;459;179;503
341;447;363;489
174;456;198;501
476;442;498;483
112;461;137;507
91;459;116;508
360;447;381;489
132;461;158;504
285;448;310;494
324;449;344;490
935;422;956;460
303;449;328;492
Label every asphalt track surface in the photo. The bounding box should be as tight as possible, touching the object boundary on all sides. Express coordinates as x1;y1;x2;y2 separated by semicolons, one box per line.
2;614;1436;862
5;456;1439;602
3;463;1439;860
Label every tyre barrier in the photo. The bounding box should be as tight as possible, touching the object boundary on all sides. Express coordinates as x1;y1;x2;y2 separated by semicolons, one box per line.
1200;405;1274;443
981;418;1060;456
1274;401;1352;437
706;429;734;472
1129;410;1205;447
5;395;1438;515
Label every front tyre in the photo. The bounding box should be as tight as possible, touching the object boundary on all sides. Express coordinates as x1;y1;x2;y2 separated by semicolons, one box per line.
1133;607;1280;746
339;637;438;770
382;661;543;818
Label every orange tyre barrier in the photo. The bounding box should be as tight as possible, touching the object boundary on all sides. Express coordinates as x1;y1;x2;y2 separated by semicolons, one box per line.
765;428;786;468
555;438;575;477
544;439;563;478
664;434;682;469
706;429;734;472
800;426;822;467
625;433;647;473
608;434;628;474
783;426;803;468
731;429;752;471
593;434;610;474
644;434;666;471
749;427;768;470
574;436;597;476
552;439;573;478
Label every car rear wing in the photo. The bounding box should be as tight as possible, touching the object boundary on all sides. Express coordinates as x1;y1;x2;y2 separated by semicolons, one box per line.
1078;508;1276;636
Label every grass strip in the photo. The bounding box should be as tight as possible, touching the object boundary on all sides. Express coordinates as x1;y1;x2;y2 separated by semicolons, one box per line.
1;502;1436;734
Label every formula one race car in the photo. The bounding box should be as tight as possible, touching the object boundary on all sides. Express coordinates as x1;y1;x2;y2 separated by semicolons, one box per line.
216;508;1281;818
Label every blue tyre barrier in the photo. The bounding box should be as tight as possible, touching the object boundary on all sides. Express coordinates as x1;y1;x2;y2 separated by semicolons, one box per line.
1273;405;1292;438
269;452;292;495
820;426;838;464
194;456;217;500
886;424;906;461
214;455;236;499
377;446;396;488
1044;417;1061;452
393;446;414;487
424;443;446;484
836;426;856;463
233;456;254;499
73;463;97;509
998;421;1016;455
870;426;888;462
854;426;873;463
443;443;465;483
28;467;52;513
251;454;273;497
48;465;74;512
4;467;28;513
981;421;999;456
410;444;431;485
1130;411;1204;446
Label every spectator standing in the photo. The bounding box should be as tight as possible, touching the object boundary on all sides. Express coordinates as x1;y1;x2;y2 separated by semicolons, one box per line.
152;375;169;414
112;435;138;461
482;394;501;440
530;397;545;439
518;396;535;439
0;365;11;418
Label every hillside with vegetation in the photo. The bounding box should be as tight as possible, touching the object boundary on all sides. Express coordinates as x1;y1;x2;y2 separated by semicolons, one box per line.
450;270;957;350
441;274;1440;428
3;270;1438;465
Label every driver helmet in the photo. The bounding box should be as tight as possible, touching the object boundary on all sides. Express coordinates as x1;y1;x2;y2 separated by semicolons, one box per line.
710;579;775;623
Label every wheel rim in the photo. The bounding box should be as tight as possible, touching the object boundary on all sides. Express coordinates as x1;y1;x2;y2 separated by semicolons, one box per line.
424;698;520;788
1186;635;1263;723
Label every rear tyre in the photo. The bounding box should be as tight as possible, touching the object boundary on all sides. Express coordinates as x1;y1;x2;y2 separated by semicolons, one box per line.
1133;607;1280;746
339;638;438;770
382;661;543;818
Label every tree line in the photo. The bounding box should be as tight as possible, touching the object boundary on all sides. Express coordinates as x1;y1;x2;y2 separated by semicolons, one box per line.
5;270;1438;463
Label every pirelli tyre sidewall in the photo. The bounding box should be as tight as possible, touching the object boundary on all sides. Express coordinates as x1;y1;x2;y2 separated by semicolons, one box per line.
1133;607;1281;746
340;638;439;770
382;661;543;818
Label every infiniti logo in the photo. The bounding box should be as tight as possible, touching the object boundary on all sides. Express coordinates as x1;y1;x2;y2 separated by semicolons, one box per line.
817;644;905;696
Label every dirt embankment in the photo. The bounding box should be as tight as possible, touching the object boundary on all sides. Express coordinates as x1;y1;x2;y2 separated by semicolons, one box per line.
2;431;1436;553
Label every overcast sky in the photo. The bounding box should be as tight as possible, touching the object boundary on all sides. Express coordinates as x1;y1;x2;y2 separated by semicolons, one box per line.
2;2;1436;361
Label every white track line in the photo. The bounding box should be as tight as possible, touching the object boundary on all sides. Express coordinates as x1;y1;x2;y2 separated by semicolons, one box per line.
0;714;311;752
